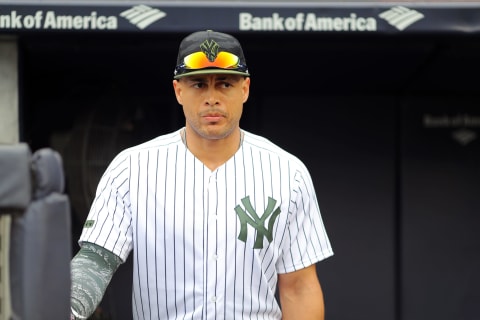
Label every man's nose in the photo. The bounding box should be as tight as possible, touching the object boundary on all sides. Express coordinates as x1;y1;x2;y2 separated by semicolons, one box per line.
205;87;219;106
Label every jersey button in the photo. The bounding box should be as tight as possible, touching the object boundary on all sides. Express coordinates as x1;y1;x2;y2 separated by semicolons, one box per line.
211;296;217;303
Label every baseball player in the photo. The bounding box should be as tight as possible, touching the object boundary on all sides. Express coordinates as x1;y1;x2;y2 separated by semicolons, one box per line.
70;30;334;320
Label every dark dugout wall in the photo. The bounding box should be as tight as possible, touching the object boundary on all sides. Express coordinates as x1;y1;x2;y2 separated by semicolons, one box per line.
10;2;480;320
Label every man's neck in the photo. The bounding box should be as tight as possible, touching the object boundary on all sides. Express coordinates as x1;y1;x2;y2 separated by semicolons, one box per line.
182;127;243;171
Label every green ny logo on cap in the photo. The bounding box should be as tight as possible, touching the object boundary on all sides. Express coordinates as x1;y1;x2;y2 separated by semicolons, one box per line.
200;39;220;62
234;196;281;249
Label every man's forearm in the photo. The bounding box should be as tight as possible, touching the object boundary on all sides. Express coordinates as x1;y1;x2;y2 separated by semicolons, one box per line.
278;264;325;320
70;242;122;319
280;288;325;320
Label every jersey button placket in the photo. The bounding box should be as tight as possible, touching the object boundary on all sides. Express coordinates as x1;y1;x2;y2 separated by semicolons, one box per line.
205;172;219;316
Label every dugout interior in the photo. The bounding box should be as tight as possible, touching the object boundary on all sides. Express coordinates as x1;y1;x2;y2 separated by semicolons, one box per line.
16;15;480;320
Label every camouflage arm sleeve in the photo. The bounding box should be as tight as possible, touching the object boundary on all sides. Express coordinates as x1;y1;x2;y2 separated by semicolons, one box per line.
70;242;122;319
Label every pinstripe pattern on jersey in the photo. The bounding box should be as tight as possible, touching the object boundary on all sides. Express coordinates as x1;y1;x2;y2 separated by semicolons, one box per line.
79;128;333;320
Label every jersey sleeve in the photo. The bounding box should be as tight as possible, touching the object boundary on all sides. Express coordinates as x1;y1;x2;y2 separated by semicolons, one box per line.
277;165;334;274
78;153;134;262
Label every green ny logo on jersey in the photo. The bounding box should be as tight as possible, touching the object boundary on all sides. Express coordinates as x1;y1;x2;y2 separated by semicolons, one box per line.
234;196;281;249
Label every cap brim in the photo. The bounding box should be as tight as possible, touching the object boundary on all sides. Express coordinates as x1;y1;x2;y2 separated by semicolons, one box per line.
174;69;250;79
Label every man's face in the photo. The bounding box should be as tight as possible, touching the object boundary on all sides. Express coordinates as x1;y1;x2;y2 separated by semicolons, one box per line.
173;74;250;141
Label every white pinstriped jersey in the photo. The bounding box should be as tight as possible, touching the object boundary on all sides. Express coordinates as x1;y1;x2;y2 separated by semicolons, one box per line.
79;128;333;320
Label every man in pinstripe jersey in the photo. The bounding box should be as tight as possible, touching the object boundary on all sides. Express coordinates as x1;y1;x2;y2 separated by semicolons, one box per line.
70;30;334;320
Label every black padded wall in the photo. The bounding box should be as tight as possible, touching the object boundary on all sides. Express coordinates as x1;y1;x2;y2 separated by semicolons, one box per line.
401;101;480;320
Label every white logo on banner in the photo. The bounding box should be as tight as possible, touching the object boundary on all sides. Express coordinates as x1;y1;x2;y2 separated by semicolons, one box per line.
378;6;424;31
424;113;480;146
120;5;166;29
452;129;477;146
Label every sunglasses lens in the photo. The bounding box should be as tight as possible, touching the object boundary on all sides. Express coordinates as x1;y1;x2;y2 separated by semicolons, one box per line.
184;51;240;69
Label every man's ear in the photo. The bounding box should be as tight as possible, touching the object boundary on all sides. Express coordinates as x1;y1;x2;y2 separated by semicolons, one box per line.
243;77;250;103
173;79;183;105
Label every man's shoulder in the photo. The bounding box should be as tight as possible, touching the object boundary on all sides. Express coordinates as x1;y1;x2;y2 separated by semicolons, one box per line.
242;130;316;187
242;130;304;165
111;129;183;162
139;130;182;148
